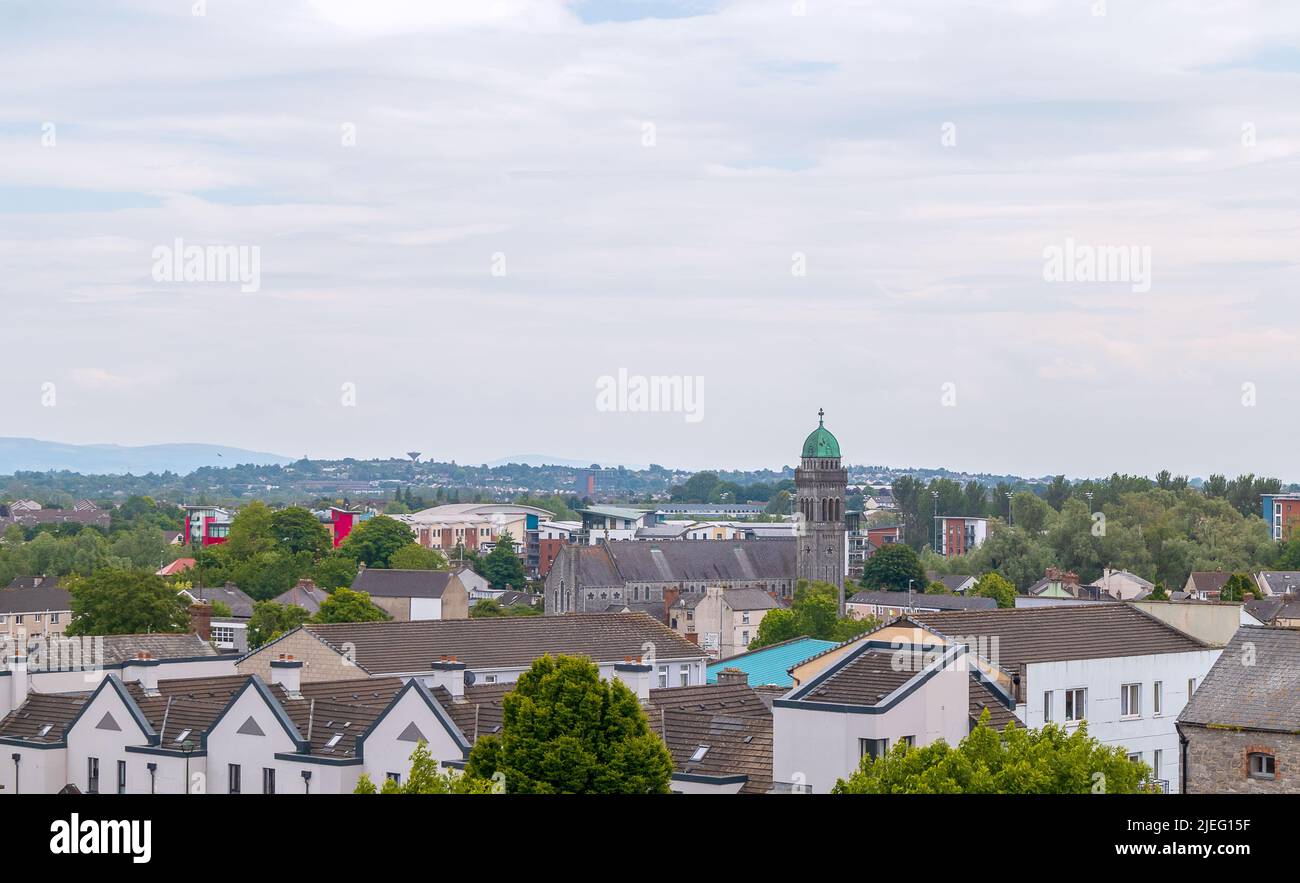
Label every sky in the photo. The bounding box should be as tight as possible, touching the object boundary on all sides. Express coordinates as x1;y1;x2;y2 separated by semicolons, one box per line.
1;0;1298;478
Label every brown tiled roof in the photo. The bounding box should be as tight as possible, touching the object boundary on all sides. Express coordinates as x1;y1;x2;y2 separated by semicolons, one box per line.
1178;626;1300;733
647;682;773;793
969;676;1020;731
303;612;706;674
1186;572;1232;594
352;568;454;599
438;683;512;741
283;677;406;758
907;604;1208;668
797;647;917;705
0;691;90;743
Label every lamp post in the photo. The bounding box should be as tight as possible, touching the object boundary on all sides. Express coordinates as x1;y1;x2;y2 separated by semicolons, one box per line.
931;491;940;552
907;578;916;613
1006;491;1013;526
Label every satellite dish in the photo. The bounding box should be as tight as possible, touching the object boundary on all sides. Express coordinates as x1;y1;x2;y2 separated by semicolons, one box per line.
463;670;477;686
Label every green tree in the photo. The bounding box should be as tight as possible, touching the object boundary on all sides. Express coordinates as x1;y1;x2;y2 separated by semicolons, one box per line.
65;568;192;636
1219;572;1255;602
339;516;415;567
464;654;673;793
833;712;1152;794
923;580;950;595
269;507;332;556
749;580;877;649
479;530;527;589
311;554;358;591
312;587;390;624
247;600;311;648
388;543;449;571
971;572;1016;608
1147;582;1169;601
224;501;276;560
355;740;494;794
860;543;927;591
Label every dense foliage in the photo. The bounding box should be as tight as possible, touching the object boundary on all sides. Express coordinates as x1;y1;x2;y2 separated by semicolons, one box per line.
749;579;878;650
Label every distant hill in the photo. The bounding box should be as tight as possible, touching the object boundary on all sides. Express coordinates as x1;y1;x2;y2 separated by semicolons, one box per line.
484;454;650;470
0;438;293;475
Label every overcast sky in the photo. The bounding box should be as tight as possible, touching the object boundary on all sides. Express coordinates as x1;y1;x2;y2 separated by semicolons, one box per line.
2;0;1298;478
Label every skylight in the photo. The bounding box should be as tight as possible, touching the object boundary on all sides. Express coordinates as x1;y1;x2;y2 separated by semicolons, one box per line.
174;729;191;743
36;724;52;737
689;745;710;762
325;733;343;749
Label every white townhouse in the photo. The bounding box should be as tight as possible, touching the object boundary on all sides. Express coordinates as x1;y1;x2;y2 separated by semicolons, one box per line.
0;656;477;795
771;629;1018;793
905;604;1223;793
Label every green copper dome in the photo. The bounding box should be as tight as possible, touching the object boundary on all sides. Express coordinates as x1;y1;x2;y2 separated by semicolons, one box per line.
801;409;841;458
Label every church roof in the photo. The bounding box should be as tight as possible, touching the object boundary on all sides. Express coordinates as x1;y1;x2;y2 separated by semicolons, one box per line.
801;409;841;458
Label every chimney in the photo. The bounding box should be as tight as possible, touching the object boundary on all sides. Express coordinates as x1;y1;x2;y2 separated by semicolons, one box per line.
270;654;303;698
189;602;212;641
663;587;681;623
715;667;748;688
6;654;29;717
125;651;160;696
426;657;466;699
613;659;652;703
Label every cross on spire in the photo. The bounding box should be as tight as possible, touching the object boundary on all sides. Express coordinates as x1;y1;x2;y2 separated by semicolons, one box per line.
818;407;825;426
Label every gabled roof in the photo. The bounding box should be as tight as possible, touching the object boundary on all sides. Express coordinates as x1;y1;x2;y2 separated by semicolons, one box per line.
272;581;330;613
352;568;455;599
1186;572;1232;594
186;583;255;618
299;612;707;674
1244;594;1300;625
907;604;1208;668
0;692;90;744
586;538;795;585
1178;626;1300;733
1;632;220;670
1255;572;1300;596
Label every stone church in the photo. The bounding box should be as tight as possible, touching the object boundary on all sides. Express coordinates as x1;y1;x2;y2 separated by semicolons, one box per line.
544;409;849;617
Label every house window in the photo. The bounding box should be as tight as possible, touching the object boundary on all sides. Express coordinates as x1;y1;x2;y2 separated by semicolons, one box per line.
1153;749;1163;777
117;760;127;794
484;674;497;684
1043;691;1053;723
50;613;60;623
14;615;22;624
741;611;750;624
1153;681;1163;716
212;625;235;645
87;757;100;793
1248;752;1276;780
679;664;690;687
263;767;276;794
228;764;241;794
741;630;749;644
657;666;668;688
1128;752;1142;764
900;735;915;748
1120;683;1141;718
1064;688;1087;722
859;738;888;760
1187;677;1196;698
387;772;401;784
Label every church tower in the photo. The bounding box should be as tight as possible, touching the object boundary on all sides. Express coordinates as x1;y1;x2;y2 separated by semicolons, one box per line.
795;408;847;611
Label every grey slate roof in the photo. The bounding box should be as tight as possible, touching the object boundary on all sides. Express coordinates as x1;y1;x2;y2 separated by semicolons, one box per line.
1255;572;1300;596
573;539;795;586
847;590;996;612
188;584;256;619
907;604;1209;669
299;612;707;674
352;568;455;599
0;579;71;614
647;682;773;793
1178;626;1300;733
272;581;331;614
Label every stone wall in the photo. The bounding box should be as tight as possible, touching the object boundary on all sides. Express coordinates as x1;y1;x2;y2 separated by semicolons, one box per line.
1184;724;1297;794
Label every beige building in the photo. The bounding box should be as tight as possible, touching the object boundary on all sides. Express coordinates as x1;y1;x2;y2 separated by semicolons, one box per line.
0;578;71;641
669;587;778;659
351;567;469;621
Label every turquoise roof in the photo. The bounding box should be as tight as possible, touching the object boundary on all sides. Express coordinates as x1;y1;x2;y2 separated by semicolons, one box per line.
706;637;837;688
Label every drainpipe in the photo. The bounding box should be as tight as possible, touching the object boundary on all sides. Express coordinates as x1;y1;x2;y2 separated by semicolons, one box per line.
11;753;19;795
1175;722;1190;795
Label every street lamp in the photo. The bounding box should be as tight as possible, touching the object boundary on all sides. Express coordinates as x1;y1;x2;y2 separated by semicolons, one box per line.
931;491;940;551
